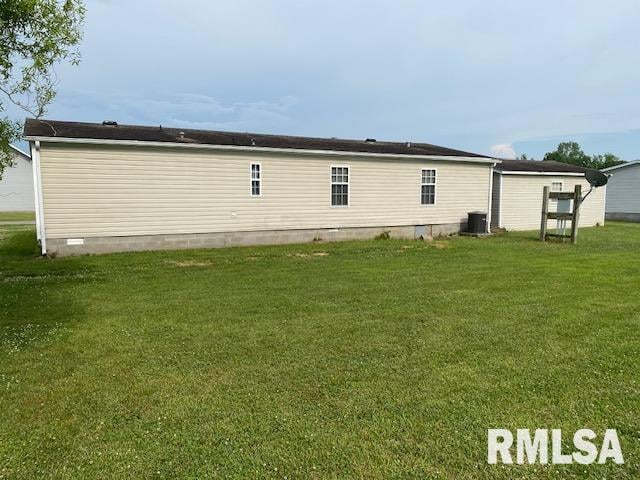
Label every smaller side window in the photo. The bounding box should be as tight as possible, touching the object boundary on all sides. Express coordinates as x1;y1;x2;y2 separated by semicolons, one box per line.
251;163;261;196
421;169;436;205
550;181;562;204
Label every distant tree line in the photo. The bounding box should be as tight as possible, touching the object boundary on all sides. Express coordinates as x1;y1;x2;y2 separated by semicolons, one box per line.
517;142;624;170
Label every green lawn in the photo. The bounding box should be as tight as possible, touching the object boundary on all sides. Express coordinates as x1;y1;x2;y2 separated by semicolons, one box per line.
0;211;35;222
1;224;639;479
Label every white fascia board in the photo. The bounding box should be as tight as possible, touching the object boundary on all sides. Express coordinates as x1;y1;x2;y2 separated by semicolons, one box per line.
497;170;585;177
10;144;31;160
601;160;640;172
23;135;499;165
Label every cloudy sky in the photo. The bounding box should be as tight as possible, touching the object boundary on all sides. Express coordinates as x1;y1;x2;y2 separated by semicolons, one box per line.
13;0;640;159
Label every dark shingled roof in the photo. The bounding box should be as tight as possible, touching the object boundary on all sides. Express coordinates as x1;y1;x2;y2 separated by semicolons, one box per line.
496;159;591;174
24;118;489;158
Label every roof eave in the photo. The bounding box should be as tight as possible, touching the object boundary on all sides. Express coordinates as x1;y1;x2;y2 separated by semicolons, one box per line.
496;170;585;176
23;135;499;165
9;144;31;159
601;160;640;172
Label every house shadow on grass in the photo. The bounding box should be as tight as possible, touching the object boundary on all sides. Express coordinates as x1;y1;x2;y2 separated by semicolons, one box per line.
0;227;89;355
0;226;41;257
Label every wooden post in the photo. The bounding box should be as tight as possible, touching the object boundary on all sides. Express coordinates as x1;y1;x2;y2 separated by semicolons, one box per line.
570;184;582;244
540;186;550;241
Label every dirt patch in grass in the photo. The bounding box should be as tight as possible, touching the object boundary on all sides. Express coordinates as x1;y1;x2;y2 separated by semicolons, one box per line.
398;242;449;252
288;252;330;258
165;260;215;267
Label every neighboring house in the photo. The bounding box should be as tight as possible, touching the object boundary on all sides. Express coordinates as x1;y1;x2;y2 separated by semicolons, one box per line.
24;119;498;256
601;161;640;222
491;160;606;231
0;145;34;212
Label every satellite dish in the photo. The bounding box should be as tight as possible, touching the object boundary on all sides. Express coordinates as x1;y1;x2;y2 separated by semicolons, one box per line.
585;170;608;188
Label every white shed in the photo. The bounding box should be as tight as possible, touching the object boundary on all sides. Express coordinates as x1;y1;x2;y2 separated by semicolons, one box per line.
491;160;606;231
601;161;640;222
0;145;34;212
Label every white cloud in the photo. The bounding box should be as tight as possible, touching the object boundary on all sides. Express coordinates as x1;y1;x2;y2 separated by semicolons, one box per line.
50;89;299;133
490;143;516;159
491;143;516;159
13;0;640;155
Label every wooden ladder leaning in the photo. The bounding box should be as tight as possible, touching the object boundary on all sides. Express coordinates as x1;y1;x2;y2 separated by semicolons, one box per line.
540;184;582;244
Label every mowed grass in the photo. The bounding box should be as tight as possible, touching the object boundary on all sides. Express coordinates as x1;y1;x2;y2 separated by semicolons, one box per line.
0;211;35;222
0;224;639;479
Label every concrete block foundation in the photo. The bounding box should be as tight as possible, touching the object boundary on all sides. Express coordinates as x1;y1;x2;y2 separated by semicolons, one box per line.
605;212;640;222
45;222;465;256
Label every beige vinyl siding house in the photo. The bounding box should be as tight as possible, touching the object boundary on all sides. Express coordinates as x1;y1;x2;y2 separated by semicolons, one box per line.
492;160;606;231
602;161;640;222
0;146;34;212
25;119;497;256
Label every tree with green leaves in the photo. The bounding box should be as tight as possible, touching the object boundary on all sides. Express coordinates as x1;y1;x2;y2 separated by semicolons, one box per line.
0;0;85;179
591;152;624;170
543;142;624;170
543;142;591;167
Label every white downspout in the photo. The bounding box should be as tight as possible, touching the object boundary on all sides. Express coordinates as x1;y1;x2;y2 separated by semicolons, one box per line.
30;141;41;241
32;141;47;255
486;163;496;233
601;184;607;225
498;173;503;229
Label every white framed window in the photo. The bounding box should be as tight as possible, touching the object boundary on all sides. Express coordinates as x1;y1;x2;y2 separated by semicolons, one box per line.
421;169;436;205
331;166;349;206
250;163;261;197
550;181;563;204
551;181;563;192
